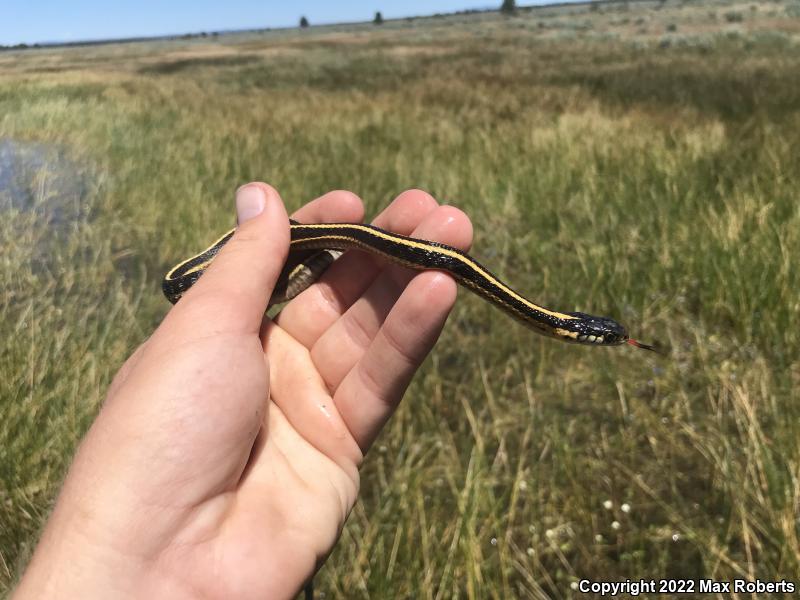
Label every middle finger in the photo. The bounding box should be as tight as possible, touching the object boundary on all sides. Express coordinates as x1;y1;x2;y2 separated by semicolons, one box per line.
309;204;473;393
275;189;441;347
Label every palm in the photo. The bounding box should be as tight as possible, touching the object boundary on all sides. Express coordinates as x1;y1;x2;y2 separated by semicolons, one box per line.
174;386;354;599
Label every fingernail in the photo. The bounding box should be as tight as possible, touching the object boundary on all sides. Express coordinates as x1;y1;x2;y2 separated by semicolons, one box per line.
236;185;266;224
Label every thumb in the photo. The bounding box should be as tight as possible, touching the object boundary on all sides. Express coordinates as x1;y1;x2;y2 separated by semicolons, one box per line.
175;182;290;334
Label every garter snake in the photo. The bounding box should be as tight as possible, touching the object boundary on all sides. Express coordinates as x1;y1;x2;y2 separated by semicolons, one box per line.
163;220;655;351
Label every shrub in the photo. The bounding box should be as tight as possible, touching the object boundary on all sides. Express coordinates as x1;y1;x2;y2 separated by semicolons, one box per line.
500;0;516;14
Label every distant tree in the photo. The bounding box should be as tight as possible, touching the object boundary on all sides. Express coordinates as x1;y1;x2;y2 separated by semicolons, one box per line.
299;16;309;28
500;0;516;14
374;11;384;25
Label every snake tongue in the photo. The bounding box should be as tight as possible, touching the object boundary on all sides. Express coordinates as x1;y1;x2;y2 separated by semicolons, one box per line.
627;338;661;354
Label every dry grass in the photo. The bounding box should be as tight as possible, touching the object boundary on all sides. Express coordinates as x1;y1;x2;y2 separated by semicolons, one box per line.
2;0;799;597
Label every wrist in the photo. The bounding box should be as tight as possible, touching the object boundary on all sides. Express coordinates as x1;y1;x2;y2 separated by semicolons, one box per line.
14;523;144;600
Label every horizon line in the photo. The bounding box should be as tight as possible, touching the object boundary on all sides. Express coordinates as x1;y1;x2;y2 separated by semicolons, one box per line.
0;0;613;50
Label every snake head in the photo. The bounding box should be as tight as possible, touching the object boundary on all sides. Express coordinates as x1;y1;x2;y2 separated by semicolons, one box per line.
566;312;629;346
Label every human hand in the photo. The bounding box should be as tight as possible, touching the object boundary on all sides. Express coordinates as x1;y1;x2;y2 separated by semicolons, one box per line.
15;183;473;600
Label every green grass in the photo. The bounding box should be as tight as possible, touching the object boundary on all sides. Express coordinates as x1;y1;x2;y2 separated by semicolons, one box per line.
2;1;800;597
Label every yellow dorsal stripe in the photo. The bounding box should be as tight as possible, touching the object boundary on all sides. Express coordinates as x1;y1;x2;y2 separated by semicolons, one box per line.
291;223;578;321
167;222;578;323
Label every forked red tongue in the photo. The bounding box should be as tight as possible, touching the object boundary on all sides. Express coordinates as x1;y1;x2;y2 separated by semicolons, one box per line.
627;338;661;354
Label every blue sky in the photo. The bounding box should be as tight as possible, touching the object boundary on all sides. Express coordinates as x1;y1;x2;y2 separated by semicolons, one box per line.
2;1;562;46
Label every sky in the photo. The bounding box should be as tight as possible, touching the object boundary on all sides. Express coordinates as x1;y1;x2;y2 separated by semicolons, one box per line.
1;1;562;46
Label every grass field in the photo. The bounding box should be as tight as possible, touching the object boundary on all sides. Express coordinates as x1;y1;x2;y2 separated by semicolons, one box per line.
2;0;800;597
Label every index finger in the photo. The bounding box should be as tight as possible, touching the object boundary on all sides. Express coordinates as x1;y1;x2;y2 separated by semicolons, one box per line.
290;189;365;224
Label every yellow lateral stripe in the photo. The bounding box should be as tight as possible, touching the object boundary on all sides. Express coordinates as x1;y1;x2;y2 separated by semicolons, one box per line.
167;222;578;323
291;224;577;321
164;228;235;281
176;258;214;278
291;235;423;272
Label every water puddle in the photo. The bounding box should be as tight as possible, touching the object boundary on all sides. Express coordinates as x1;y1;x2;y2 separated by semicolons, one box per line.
0;138;91;225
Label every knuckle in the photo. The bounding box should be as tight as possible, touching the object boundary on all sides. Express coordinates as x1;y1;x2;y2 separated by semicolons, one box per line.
341;310;374;353
380;322;421;368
